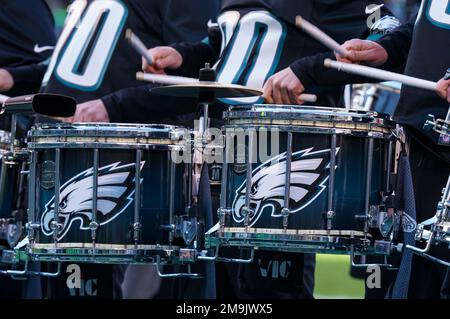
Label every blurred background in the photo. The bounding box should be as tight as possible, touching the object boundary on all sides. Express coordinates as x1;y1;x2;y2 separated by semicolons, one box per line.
42;0;422;299
45;0;422;30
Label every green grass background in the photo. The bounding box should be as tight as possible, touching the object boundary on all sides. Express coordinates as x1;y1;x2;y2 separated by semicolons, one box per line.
314;254;365;299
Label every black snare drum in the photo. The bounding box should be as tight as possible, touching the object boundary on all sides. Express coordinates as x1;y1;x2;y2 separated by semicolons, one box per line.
207;105;398;255
27;123;196;264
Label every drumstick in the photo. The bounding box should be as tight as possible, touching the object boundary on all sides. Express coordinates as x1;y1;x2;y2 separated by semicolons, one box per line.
137;72;318;103
136;72;198;85
0;94;10;104
324;59;438;92
126;29;154;66
296;16;349;58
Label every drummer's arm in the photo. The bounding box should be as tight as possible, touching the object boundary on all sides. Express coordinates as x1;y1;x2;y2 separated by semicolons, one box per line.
290;22;415;88
2;63;48;96
169;26;222;78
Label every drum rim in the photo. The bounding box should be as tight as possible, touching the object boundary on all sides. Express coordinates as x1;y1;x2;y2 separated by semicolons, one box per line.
30;123;189;137
224;104;394;126
32;122;185;130
222;123;392;139
29;123;190;146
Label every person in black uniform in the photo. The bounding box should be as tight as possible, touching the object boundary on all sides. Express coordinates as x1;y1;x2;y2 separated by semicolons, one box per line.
73;0;395;125
265;0;450;298
0;0;55;97
0;0;56;299
39;0;219;299
69;0;397;299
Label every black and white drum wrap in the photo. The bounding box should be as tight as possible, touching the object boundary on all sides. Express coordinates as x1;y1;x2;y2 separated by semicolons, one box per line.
209;105;398;255
26;123;193;264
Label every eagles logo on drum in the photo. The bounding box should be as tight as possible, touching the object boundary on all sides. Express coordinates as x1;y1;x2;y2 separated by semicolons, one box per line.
232;147;337;227
41;161;145;241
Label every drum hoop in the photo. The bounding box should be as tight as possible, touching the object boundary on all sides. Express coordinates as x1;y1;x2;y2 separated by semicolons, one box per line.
30;243;180;251
223;123;391;139
33;122;182;130
29;123;190;143
28;139;189;150
222;227;369;237
225;105;393;123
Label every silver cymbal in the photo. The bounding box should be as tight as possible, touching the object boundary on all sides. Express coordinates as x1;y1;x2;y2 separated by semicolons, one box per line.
150;82;263;99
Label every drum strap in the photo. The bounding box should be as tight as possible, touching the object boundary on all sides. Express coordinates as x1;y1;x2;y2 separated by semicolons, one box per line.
197;165;216;298
386;154;417;299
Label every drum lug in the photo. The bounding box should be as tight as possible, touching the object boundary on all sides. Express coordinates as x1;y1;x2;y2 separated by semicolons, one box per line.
282;208;291;229
241;207;254;228
325;210;336;230
160;224;176;232
25;222;40;230
50;221;62;231
89;221;99;230
217;208;231;229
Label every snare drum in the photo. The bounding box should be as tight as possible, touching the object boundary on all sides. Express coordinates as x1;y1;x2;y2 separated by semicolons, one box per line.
27;123;195;264
208;105;397;255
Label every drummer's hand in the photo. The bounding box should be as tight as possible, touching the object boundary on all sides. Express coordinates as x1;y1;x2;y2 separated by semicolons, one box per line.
67;99;110;123
0;69;14;92
436;77;450;103
263;67;305;105
142;47;183;74
336;39;388;66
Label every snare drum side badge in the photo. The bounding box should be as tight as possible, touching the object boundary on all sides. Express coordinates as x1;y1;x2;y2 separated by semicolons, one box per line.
232;147;339;227
41;161;145;240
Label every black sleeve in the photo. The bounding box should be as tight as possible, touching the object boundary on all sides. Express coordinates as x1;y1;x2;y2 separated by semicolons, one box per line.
101;85;199;124
291;20;414;88
3;63;48;96
170;26;222;78
160;0;220;45
375;22;414;70
291;52;379;87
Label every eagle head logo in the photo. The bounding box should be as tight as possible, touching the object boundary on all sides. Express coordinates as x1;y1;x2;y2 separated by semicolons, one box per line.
41;161;145;241
232;147;338;227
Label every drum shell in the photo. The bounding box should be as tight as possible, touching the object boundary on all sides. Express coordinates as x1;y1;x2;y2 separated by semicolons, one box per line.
223;127;389;232
28;124;189;248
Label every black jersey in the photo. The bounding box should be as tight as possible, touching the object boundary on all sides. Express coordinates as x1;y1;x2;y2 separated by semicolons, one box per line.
41;0;219;103
0;0;55;96
171;0;392;106
377;0;450;162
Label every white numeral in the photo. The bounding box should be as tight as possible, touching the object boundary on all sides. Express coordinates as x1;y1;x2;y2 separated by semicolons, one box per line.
216;11;286;104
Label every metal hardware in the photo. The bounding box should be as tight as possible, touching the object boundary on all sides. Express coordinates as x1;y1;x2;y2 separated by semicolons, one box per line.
197;245;255;263
52;148;61;242
91;148;99;242
134;149;142;245
243;131;254;228
0;260;61;278
155;255;201;279
282;132;293;230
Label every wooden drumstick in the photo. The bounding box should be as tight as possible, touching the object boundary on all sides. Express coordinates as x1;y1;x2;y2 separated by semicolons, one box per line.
0;94;10;105
324;59;438;92
126;29;154;66
137;72;318;103
264;94;317;104
296;16;350;58
136;72;198;85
